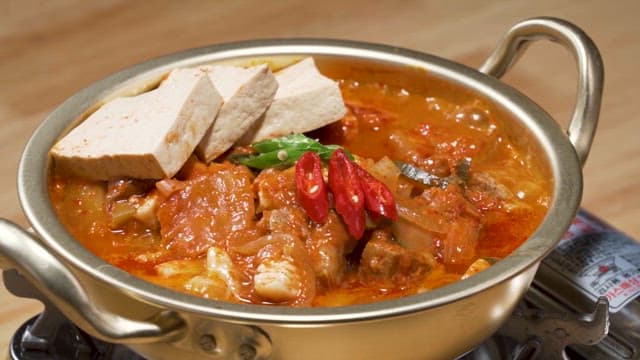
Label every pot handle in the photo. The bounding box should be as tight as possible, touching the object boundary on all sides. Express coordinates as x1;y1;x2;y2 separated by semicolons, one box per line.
479;16;604;166
0;219;186;344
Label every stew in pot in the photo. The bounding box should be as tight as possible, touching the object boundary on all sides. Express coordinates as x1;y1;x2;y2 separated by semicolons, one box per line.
48;58;551;307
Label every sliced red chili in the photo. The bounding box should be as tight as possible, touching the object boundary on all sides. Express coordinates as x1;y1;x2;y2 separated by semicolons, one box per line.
295;151;329;223
328;149;365;239
354;164;398;221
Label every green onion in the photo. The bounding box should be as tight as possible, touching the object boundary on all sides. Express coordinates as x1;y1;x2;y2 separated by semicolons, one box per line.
229;134;352;169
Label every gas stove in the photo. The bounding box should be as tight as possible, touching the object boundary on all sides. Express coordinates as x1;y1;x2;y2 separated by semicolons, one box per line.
5;210;640;360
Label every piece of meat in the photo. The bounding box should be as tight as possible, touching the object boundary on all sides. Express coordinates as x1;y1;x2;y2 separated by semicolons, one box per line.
157;163;257;258
51;68;222;180
237;57;347;144
196;64;278;162
253;167;297;212
307;211;354;288
258;206;310;242
253;165;354;292
251;234;316;306
465;172;513;211
359;229;434;285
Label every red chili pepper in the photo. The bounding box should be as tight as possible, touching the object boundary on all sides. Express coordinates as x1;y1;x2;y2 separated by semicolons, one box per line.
295;151;329;223
328;149;366;239
354;164;398;221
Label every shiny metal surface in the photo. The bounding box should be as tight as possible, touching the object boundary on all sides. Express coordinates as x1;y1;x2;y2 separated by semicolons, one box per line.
0;220;186;344
479;17;603;166
502;294;609;360
521;284;625;360
0;17;604;359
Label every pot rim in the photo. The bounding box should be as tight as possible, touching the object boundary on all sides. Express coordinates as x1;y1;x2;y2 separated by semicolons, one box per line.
18;38;582;324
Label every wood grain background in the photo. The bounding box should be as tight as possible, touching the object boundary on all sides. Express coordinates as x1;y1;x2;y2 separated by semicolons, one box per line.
1;0;638;355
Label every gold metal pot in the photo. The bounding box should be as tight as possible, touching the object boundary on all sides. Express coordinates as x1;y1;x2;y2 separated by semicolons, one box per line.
0;17;603;360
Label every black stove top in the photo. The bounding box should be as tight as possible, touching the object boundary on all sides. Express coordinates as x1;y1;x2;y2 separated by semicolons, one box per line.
10;315;143;360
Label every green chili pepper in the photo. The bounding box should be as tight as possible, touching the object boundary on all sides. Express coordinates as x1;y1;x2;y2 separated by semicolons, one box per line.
252;134;317;153
229;134;352;169
229;148;308;169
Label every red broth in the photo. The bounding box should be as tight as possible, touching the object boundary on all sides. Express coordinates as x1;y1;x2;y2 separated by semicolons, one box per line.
49;62;550;307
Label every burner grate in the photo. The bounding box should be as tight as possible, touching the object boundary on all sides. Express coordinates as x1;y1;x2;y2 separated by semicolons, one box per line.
9;315;144;360
4;268;144;360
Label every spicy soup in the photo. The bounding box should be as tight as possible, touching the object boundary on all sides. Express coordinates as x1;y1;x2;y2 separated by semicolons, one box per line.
49;59;551;307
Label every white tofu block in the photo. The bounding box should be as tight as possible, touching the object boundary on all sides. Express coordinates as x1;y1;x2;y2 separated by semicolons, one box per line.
237;57;347;144
50;68;222;180
196;64;278;162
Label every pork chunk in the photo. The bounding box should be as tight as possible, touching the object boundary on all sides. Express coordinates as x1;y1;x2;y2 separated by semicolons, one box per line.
238;57;347;144
308;211;353;288
196;64;278;162
359;229;434;285
51;68;222;180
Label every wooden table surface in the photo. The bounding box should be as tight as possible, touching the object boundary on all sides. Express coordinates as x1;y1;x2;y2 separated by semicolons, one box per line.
1;0;638;356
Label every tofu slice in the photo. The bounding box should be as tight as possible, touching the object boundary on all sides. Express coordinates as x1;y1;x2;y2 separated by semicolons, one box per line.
196;64;278;162
50;68;222;180
237;57;347;144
